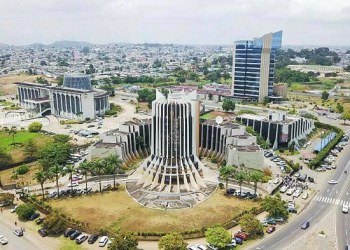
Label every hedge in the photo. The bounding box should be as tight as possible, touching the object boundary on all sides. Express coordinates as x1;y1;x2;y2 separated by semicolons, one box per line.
309;122;344;168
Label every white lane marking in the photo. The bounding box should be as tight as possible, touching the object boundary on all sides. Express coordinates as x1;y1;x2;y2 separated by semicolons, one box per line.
346;230;348;235
335;199;340;205
347;192;349;196
340;200;344;205
327;189;330;192
322;197;327;202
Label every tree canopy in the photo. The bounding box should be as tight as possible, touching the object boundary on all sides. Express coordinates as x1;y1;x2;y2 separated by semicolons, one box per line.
28;122;43;132
108;228;138;250
158;231;187;250
262;193;289;219
16;203;36;220
222;99;235;112
239;213;264;238
205;226;231;248
42;212;67;234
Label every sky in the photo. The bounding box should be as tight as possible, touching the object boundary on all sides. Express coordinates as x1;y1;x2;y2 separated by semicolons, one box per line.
1;0;350;46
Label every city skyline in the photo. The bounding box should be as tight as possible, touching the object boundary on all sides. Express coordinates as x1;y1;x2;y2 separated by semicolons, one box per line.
1;0;349;46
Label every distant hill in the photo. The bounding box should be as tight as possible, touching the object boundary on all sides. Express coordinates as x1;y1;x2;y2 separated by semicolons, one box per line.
28;43;46;48
0;43;9;48
48;40;94;48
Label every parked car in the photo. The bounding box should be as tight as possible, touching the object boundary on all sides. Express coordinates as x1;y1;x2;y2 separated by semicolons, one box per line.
35;217;44;224
10;205;18;213
332;164;337;169
317;167;326;172
49;191;57;198
103;184;111;191
308;177;314;182
293;189;302;198
13;229;23;237
226;188;236;195
234;232;248;240
88;234;99;244
263;218;276;225
64;228;76;237
38;229;47;237
280;186;288;193
0;235;8;245
287;207;297;213
76;234;88;244
75;188;84;196
234;237;243;245
247;193;257;199
30;213;40;221
286;188;295;196
99;236;109;247
273;178;280;184
68;182;79;188
302;193;309;200
301;221;310;229
297;174;307;182
275;217;284;223
266;225;276;234
83;187;92;193
195;244;207;250
287;203;295;209
342;204;349;213
226;238;236;248
70;230;82;240
294;172;301;177
59;190;67;196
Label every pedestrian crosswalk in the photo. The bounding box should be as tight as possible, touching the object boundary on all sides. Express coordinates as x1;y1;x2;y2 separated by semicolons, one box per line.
313;195;350;206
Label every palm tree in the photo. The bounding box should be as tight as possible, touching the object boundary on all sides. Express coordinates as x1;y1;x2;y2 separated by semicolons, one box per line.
65;165;76;194
33;169;47;200
79;161;92;193
8;127;17;146
249;171;265;194
106;155;123;188
219;165;235;191
234;171;246;194
49;164;64;196
92;159;105;192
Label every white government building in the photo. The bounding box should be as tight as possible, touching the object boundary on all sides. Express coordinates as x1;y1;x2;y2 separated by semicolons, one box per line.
16;74;110;119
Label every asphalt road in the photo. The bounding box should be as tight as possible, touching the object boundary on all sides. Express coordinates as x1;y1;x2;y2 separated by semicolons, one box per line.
246;137;350;250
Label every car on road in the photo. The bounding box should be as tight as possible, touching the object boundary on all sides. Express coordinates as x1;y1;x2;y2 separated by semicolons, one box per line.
266;225;276;234
68;182;79;187
301;221;310;229
64;228;76;237
30;212;40;221
88;234;99;244
342;204;349;213
0;235;8;245
38;229;48;237
13;229;23;237
10;205;18;213
76;234;88;244
99;236;109;247
328;180;338;184
70;230;82;240
302;193;309;200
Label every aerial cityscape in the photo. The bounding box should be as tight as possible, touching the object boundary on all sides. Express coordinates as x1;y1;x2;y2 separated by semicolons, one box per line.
1;1;350;250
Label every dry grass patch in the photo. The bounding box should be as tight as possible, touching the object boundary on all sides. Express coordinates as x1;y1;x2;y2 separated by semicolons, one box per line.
0;74;52;95
201;110;235;119
49;188;258;233
0;161;41;186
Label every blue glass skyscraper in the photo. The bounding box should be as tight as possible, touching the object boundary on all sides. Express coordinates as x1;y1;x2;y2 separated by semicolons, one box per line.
231;31;282;102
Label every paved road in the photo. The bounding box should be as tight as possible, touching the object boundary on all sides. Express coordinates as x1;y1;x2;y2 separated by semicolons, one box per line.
246;135;350;250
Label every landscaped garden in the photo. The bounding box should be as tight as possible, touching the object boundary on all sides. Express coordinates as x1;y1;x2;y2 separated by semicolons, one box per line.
48;187;259;233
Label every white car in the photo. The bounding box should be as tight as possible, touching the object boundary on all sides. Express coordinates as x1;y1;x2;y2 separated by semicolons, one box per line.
286;188;295;196
328;180;338;184
343;204;349;213
68;182;79;187
195;244;207;250
280;185;288;193
10;205;18;213
99;236;109;247
0;235;8;245
273;178;280;184
302;193;309;200
293;189;302;198
287;203;295;208
207;243;218;250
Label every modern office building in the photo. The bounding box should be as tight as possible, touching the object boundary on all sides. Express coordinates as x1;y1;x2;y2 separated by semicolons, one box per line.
231;31;282;102
16;73;110;119
236;110;314;150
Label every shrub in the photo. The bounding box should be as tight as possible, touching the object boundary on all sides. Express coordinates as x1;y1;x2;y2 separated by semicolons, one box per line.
28;122;42;132
218;183;224;189
16;203;36;220
16;165;29;175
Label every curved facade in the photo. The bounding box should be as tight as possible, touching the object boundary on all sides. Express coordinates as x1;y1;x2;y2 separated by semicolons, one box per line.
63;73;93;90
131;90;217;193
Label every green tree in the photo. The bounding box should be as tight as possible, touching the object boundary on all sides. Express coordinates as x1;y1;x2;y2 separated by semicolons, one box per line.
24;139;38;160
65;165;76;194
53;134;71;144
336;103;344;113
92;159;106;192
288;141;296;153
234;171;246;194
205;226;231;249
249;171;265;194
219;165;235;191
208;93;213;100
36;77;48;84
33;169;48;200
263;96;270;105
0;193;15;205
48;165;64;196
239;213;264;238
108;228;138;250
16;203;36;220
42;212;67;234
321;91;329;101
158;231;187;250
341;113;350;125
39;142;70;171
262;193;289;219
0;148;12;167
28;122;42;132
8;127;17;146
106;154;122;188
222;99;235;112
79;161;93;193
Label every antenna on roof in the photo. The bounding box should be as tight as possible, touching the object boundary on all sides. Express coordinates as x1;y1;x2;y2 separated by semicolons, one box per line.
215;116;223;125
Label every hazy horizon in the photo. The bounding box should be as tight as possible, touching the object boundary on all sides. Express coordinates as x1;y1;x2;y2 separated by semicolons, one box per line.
1;0;350;46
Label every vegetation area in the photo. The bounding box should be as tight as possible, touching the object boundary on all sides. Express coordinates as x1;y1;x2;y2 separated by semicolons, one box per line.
104;103;122;116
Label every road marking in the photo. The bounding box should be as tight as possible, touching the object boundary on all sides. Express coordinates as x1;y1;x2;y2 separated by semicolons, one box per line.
341;200;344;205
335;199;340;205
346;230;348;235
327;189;330;192
336;190;339;194
347;192;349;196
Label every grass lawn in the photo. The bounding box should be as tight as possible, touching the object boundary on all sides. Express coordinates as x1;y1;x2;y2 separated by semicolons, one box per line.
58;238;87;250
201;110;235;119
0;161;42;185
0;131;53;163
49;188;259;233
